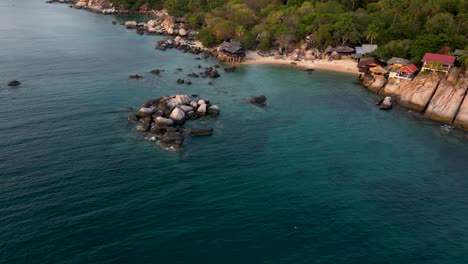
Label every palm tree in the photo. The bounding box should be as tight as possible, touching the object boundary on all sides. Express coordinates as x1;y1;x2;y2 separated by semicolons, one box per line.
458;54;468;68
365;24;380;44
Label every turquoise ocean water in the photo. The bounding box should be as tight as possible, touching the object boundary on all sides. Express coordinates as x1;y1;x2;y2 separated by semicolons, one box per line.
1;1;468;263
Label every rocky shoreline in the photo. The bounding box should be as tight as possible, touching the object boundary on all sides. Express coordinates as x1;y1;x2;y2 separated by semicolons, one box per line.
360;68;468;130
46;0;468;133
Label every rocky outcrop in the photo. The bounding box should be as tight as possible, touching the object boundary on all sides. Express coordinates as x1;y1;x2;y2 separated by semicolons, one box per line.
362;68;468;130
128;95;219;151
366;75;387;93
394;74;443;112
425;77;468;124
454;92;468;130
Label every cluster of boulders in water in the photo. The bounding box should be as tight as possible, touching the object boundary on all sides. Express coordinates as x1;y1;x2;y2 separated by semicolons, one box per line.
128;95;220;151
123;16;204;55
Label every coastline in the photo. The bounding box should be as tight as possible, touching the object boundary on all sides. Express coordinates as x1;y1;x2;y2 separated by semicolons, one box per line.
241;51;358;75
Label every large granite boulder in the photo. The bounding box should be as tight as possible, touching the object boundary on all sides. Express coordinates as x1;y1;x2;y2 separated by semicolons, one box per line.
157;97;179;116
138;107;154;118
394;74;443;112
452;77;468;130
179;28;187;37
161;16;174;31
169;108;186;124
175;94;190;105
425;77;468;124
125;21;137;28
197;104;207;116
154;116;174;130
367;75;387;93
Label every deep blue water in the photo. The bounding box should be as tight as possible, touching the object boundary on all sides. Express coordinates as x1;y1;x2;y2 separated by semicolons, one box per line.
1;1;468;263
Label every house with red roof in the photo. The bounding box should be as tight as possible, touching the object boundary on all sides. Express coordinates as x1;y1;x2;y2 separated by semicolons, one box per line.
421;53;456;74
396;64;419;81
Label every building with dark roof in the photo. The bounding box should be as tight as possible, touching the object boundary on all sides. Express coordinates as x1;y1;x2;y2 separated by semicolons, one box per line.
218;41;245;63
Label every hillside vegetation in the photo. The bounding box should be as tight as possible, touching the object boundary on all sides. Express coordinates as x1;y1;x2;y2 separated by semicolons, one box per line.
111;0;468;64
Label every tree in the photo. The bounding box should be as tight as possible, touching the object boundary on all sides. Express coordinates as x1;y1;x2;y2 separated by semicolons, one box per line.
365;23;380;44
458;54;468;67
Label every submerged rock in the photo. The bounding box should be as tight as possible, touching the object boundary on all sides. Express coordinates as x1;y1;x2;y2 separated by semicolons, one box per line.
127;113;139;123
7;80;21;87
158;131;184;150
248;96;267;107
129;74;144;79
190;128;213;136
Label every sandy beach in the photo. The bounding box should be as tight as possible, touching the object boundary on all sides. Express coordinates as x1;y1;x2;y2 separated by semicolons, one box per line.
241;51;358;75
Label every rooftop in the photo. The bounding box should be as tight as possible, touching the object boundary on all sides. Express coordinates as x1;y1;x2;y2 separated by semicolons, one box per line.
421;53;456;66
219;41;244;54
387;57;410;65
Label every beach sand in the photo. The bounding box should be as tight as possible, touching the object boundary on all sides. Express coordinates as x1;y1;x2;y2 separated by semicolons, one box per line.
241;51;358;75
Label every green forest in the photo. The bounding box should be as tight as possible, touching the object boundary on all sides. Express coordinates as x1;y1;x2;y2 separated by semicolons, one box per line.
111;0;468;64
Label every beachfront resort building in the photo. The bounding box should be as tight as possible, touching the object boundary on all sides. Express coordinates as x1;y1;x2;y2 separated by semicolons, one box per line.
421;53;456;74
387;57;410;79
218;41;245;63
393;64;419;81
357;57;387;78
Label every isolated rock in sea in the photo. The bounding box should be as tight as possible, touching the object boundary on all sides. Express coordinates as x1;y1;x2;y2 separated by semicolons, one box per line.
205;67;220;78
129;74;143;79
154;116;174;129
248;96;267;107
7;80;21;87
130;94;220;151
379;96;393;110
190;128;213;136
125;21;137;28
149;69;161;75
179;105;194;113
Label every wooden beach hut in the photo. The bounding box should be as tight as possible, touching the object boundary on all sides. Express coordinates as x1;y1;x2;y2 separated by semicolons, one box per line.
218;41;245;63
